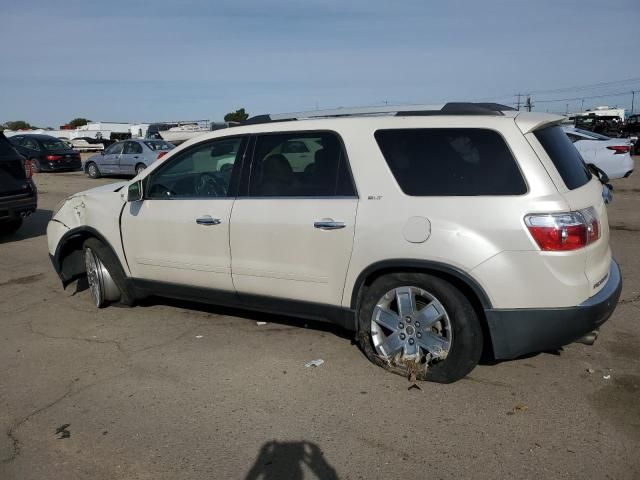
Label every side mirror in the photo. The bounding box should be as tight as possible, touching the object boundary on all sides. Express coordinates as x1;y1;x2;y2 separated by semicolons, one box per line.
127;180;143;202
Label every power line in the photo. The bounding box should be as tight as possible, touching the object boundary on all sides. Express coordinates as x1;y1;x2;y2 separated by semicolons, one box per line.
534;89;640;104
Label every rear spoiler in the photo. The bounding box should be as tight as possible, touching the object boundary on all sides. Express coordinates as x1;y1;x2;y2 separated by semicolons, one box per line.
514;112;565;135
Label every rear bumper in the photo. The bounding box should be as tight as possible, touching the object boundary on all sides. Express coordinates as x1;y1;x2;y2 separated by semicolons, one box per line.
0;192;38;221
42;160;82;171
485;259;622;359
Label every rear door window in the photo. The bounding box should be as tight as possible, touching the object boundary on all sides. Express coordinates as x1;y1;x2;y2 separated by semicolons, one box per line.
533;126;591;190
375;128;526;196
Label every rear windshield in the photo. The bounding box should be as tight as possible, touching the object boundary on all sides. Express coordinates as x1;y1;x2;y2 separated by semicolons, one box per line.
574;128;610;140
534;125;591;190
41;138;70;151
375;128;527;196
144;140;174;151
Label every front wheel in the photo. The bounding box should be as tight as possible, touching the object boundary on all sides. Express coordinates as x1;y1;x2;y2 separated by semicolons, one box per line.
87;162;101;179
83;238;135;308
357;272;483;383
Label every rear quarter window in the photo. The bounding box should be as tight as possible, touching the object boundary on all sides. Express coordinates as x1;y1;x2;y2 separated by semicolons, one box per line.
375;128;527;196
533;126;591;190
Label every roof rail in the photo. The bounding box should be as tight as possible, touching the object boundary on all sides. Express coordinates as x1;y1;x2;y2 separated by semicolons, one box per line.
243;102;515;125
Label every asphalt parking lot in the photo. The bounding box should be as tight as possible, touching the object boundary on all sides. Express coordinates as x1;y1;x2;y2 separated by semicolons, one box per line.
1;159;639;480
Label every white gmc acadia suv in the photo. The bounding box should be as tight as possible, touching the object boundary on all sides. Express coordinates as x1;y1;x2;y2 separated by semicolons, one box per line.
47;103;622;383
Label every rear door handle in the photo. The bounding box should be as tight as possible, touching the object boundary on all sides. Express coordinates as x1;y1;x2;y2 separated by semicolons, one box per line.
314;220;345;230
196;215;221;226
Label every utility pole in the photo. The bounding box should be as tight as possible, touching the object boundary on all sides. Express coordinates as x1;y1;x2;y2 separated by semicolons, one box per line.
525;96;533;112
580;98;585;112
515;93;521;111
632;91;636;114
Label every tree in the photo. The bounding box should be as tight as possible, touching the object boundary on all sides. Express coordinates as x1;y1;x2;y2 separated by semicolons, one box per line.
69;117;90;128
4;120;33;130
223;108;249;123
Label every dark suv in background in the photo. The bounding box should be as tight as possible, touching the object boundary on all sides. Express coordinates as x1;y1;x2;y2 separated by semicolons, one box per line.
622;114;640;154
0;132;37;234
9;134;81;173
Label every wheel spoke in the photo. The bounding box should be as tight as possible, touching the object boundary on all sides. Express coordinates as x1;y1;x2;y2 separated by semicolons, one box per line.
417;332;450;357
379;332;404;358
415;302;444;329
403;340;419;357
373;306;401;332
395;287;416;318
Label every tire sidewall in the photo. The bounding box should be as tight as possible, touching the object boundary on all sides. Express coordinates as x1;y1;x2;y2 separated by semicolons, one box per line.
357;272;483;383
87;162;99;178
31;158;40;173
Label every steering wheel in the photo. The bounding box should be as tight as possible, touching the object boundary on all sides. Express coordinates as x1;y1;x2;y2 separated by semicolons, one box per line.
195;173;225;197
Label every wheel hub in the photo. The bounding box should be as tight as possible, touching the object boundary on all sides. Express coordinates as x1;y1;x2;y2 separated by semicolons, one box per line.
370;286;452;368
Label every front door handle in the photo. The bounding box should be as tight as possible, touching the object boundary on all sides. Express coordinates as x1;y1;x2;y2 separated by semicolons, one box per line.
314;220;345;230
196;215;221;226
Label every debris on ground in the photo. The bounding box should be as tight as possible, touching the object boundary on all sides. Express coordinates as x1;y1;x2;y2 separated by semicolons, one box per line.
304;359;324;368
508;403;528;414
256;321;268;326
55;424;71;439
407;383;421;391
586;368;595;374
195;335;203;339
603;374;611;380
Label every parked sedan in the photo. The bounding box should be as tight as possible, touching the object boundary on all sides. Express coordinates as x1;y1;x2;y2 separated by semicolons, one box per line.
84;139;175;178
563;126;634;179
9;134;81;173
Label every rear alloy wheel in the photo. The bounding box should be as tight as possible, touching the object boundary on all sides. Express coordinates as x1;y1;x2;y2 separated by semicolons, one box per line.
135;163;146;175
358;273;483;383
31;158;40;174
87;162;101;179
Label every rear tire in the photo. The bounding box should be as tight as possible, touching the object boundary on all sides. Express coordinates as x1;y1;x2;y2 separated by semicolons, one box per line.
87;162;101;179
31;158;40;174
135;163;146;175
357;272;483;383
83;238;135;307
0;218;23;235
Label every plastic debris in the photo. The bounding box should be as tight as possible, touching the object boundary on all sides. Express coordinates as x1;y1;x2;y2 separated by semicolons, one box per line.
512;403;528;413
195;335;203;339
257;321;268;326
603;374;611;380
586;368;595;374
55;424;71;439
304;359;325;368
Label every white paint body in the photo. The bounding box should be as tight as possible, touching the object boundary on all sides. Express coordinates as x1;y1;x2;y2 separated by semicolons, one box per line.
563;126;634;179
48;111;612;312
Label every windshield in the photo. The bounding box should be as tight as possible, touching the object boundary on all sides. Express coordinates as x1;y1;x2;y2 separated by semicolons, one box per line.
574;128;610;140
41;138;70;151
144;140;174;151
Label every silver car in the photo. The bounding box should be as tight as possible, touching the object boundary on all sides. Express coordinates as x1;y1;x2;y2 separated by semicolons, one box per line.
84;139;174;178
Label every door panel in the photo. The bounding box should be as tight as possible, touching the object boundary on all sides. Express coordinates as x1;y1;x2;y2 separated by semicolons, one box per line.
120;141;143;174
121;199;235;289
230;130;358;306
120;136;247;291
230;199;357;305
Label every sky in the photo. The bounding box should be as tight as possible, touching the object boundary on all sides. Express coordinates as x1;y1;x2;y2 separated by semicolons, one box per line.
1;0;639;127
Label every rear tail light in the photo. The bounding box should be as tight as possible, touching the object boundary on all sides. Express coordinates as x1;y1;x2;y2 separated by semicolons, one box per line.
524;207;600;251
24;159;33;178
606;145;630;154
46;154;63;161
157;151;168;160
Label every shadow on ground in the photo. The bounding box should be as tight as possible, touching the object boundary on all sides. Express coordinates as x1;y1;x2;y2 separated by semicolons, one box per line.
245;441;339;480
0;209;52;244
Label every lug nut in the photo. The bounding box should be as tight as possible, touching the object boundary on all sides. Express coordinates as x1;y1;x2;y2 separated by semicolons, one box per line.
405;316;412;323
399;322;404;329
400;333;406;340
415;321;420;328
417;332;422;338
409;338;415;345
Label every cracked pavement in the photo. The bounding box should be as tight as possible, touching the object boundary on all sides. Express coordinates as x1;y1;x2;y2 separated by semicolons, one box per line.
1;162;639;479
